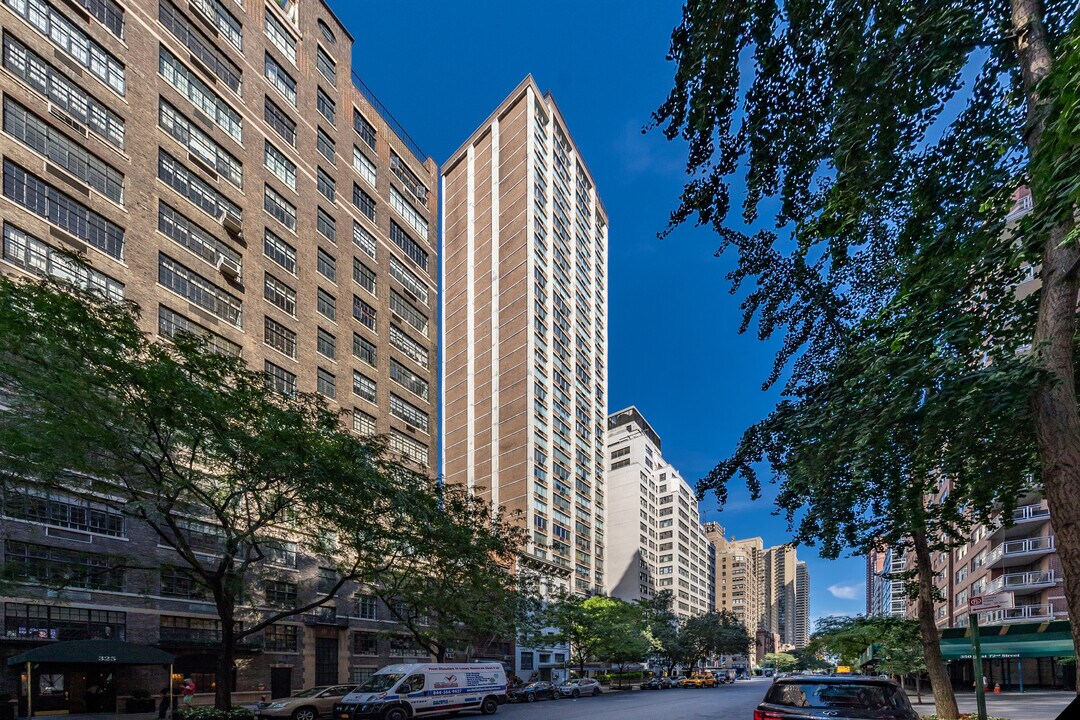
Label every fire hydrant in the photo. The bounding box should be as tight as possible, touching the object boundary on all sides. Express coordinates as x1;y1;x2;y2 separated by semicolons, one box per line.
994;683;1001;693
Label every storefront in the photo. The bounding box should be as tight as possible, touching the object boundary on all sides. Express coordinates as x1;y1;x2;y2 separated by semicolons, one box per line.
939;620;1075;690
7;639;174;716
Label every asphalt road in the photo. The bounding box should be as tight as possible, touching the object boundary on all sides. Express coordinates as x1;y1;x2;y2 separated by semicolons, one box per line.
495;677;772;720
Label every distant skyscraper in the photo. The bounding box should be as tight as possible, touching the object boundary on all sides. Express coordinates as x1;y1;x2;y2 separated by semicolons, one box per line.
763;544;810;648
796;561;810;647
441;76;608;680
605;408;712;619
706;524;765;635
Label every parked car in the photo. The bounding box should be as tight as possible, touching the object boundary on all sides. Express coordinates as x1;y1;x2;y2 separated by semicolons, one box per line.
679;672;720;688
753;676;919;720
256;685;356;720
640;676;676;690
508;681;560;703
557;678;602;698
335;663;507;719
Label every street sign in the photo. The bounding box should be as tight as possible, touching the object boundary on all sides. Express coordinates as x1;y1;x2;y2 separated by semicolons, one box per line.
968;593;1014;613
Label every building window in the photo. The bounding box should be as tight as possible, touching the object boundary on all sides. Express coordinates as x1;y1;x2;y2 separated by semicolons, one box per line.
159;150;242;222
266;540;298;568
353;333;376;366
264;141;297;190
353;222;377;259
389;325;428;368
389;256;428;304
390;291;428;337
265;624;298;652
389;221;428;270
6;541;124;591
318;19;337;44
353;185;376;220
264;184;297;231
265;580;298;608
317;368;336;399
264;316;297;359
317;208;337;243
5;0;125;94
389;394;429;433
317;128;336;163
265;11;297;63
264;273;297;316
160;565;208;599
3;160;124;260
2;35;124;148
353;372;376;403
353;631;378;655
189;0;242;51
353;259;376;295
353;147;376;186
160;615;223;644
317;328;336;360
264;230;296;274
159;254;242;326
265;361;296;396
318;248;337;282
354;595;378;620
353;410;376;436
354;111;376;149
353;296;377;331
159;202;241;272
159;0;240;94
316;46;337;85
265;53;296;105
158;306;241;357
4;602;126;641
389;430;428;467
317;288;337;321
3;224;123;303
159;99;242;189
390;187;428;240
1;489;125;537
264;96;296;146
317;168;336;202
390;359;428;401
159;47;241;142
4;98;125;203
520;652;534;671
317;88;336;124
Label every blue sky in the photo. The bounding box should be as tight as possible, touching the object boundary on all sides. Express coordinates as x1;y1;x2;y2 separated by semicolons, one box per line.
329;0;866;623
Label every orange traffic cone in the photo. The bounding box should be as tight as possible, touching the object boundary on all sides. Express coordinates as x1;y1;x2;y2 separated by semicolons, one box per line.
994;683;1001;693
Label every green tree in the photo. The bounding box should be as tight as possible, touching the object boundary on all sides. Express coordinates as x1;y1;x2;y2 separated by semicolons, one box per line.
0;276;437;709
790;647;832;673
373;483;538;662
652;2;1077;717
529;594;643;676
683;610;754;670
764;652;798;673
637;591;692;674
812;615;927;702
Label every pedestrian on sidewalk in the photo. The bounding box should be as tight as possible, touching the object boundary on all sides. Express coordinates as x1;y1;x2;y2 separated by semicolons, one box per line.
181;678;196;707
158;687;171;719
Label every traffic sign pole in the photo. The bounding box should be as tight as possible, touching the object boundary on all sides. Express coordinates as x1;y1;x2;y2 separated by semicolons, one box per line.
970;612;988;720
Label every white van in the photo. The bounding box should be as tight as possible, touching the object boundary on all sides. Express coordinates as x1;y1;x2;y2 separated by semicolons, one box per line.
334;663;507;720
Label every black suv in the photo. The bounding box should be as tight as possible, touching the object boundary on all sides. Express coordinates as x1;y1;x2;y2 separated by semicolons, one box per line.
754;676;919;719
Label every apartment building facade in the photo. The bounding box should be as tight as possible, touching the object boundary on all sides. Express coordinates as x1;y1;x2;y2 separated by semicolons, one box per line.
866;546;908;619
763;544;810;649
0;0;439;708
706;524;764;636
795;561;810;648
604;408;712;619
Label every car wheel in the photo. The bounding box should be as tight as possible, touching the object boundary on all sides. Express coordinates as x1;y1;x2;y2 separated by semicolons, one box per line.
526;693;535;703
480;697;499;716
592;689;601;696
293;708;317;720
551;692;559;700
572;690;580;699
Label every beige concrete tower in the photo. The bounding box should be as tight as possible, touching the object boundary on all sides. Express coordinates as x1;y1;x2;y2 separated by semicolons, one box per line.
442;76;609;596
707;524;765;633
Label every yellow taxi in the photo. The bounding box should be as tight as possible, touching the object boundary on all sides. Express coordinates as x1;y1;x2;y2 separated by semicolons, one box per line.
679;672;720;688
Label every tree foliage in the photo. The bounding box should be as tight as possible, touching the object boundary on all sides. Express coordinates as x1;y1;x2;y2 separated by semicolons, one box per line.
763;652;798;672
528;593;649;675
0;276;515;707
653;3;1078;718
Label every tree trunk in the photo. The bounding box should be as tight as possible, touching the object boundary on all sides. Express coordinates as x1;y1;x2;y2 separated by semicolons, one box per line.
216;611;235;711
1012;0;1080;687
912;530;960;720
916;674;922;704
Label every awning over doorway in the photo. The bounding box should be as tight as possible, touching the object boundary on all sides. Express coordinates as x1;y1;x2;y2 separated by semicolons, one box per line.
939;620;1074;660
7;639;175;666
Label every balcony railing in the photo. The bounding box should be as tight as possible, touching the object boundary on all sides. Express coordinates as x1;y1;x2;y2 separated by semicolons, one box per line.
981;603;1061;625
1006;193;1034;222
987;535;1055;566
987;570;1057;594
1012;503;1051;523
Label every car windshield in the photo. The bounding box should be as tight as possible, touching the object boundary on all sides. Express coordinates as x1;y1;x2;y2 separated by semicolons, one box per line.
290;689;323;698
765;682;910;710
565;680;582;685
522;683;545;690
355;674;405;693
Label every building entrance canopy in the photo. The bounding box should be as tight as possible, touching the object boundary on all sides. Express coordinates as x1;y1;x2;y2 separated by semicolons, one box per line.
7;639;175;666
939;620;1074;660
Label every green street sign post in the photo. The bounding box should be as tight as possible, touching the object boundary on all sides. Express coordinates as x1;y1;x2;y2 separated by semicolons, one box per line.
967;593;1014;720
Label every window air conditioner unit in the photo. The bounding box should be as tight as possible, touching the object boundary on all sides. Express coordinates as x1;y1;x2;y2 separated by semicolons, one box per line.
216;255;241;279
48;103;88;137
221;211;243;237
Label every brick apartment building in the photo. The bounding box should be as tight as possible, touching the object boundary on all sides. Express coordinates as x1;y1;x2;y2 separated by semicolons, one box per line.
0;0;442;710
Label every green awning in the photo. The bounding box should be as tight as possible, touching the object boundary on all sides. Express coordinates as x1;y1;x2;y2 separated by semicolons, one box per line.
939;621;1074;660
7;639;175;666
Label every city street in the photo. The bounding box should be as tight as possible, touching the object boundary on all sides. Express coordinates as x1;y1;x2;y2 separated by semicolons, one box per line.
499;678;772;720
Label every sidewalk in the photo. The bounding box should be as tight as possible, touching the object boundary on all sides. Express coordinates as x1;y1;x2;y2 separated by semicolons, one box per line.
912;690;1075;719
